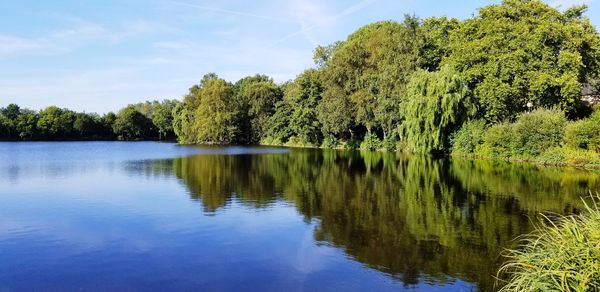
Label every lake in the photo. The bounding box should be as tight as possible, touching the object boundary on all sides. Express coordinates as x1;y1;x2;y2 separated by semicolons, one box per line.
0;142;598;291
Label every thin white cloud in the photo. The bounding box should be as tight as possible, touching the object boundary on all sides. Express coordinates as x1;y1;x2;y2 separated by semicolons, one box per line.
169;1;286;22
267;0;378;48
0;18;172;58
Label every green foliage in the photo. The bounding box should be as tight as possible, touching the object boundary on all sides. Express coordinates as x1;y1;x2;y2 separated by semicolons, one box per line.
320;135;338;149
151;100;179;140
319;18;423;136
564;111;600;152
381;133;398;151
451;119;487;155
113;105;156;140
498;195;600;292
477;122;515;159
445;0;600;121
234;75;282;143
288;70;323;144
264;99;293;143
360;132;382;151
538;147;600;167
15;109;37;139
511;109;567;157
36;106;76;138
317;84;353;140
401;66;475;153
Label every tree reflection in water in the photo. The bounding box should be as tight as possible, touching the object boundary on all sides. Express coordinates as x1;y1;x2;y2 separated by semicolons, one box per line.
139;149;599;291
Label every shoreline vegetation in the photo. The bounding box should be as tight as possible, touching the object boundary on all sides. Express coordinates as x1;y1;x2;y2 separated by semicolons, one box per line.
498;194;600;291
1;0;599;172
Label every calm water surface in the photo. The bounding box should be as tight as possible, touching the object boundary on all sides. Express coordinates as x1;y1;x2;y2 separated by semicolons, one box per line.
1;142;599;291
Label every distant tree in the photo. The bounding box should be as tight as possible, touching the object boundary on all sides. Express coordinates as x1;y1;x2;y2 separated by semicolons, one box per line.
152;99;179;140
192;74;238;144
172;102;195;144
113;105;156;140
37;106;75;138
73;113;103;137
16;109;38;139
234;75;282;143
1;104;20;120
283;70;323;144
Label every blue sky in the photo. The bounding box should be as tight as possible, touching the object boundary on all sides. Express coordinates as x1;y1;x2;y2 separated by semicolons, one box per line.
0;0;597;113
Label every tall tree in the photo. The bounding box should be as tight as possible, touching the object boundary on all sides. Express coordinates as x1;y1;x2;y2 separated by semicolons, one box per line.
191;74;238;144
401;66;475;153
318;18;423;138
444;0;600;121
152;99;179;140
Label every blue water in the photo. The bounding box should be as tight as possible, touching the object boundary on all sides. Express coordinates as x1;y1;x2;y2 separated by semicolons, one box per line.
1;142;596;291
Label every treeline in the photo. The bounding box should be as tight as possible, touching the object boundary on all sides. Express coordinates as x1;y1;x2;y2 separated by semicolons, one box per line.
0;100;179;141
172;0;600;157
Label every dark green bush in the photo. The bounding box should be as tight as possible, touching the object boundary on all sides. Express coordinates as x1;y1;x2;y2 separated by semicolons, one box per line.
564;111;600;152
451;119;487;155
382;134;398;151
511;109;566;157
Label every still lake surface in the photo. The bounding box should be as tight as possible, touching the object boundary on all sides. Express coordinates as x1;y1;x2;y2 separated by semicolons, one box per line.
1;142;599;291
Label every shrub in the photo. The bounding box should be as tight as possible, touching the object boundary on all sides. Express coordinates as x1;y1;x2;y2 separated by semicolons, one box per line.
478;122;514;159
538;147;600;167
285;136;314;148
321;135;338;149
360;133;382;151
498;195;600;291
260;136;283;146
342;139;360;150
511;108;566;157
564;111;600;152
451;119;487;156
382;134;398;152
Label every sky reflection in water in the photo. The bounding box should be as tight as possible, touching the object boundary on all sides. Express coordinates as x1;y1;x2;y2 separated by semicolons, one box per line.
1;142;598;291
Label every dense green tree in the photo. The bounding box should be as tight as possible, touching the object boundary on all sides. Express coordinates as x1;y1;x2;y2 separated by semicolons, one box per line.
445;0;600;121
281;70;323;145
172;102;195;144
151;100;179;140
233;75;282;143
15;109;38;139
192;74;237;144
264;99;293;144
401;66;475;153
113;105;156;140
317;84;354;140
418;17;460;71
318;17;423;138
36;106;76;139
0;114;10;139
73;113;102;137
1;104;21;120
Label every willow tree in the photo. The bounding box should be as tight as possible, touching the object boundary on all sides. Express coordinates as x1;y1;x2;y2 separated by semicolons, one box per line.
401;66;475;153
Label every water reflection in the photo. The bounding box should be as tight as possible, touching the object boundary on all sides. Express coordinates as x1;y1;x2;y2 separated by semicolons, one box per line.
164;149;599;291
